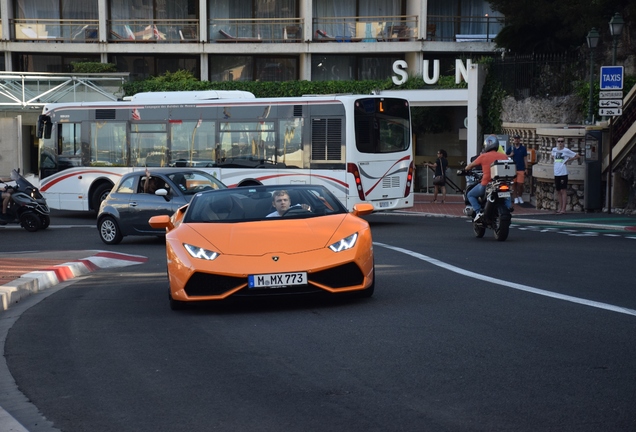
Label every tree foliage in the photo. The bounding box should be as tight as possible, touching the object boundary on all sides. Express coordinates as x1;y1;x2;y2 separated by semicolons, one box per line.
488;0;635;53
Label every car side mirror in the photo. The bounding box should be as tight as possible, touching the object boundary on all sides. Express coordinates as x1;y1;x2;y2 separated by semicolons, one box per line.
351;203;374;217
149;214;173;231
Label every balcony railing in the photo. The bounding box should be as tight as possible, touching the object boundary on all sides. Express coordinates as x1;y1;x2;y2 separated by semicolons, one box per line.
210;18;304;43
426;15;504;42
313;15;418;42
109;20;199;42
11;19;99;42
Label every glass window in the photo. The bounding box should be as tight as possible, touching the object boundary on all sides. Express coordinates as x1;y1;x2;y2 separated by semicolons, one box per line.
278;118;304;168
209;56;297;82
170;120;216;166
131;123;168;166
116;176;135;194
90;122;127;166
110;55;200;81
219;121;275;160
311;55;403;81
13;53;100;72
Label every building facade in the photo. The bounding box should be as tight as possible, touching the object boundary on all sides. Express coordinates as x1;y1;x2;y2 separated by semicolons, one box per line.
0;0;503;81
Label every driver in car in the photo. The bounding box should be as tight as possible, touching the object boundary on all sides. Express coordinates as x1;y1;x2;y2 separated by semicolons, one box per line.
266;190;310;217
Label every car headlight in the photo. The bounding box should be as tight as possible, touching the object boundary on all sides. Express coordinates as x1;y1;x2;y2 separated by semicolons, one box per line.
184;243;220;260
328;233;358;252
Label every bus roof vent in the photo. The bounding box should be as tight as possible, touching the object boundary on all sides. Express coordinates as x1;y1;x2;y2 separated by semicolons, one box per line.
129;90;256;103
96;109;116;120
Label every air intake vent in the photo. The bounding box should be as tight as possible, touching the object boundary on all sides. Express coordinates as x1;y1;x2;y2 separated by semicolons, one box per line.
293;105;303;117
311;118;342;161
96;109;116;120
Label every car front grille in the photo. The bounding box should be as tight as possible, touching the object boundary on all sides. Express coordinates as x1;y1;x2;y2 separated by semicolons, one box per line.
183;262;365;298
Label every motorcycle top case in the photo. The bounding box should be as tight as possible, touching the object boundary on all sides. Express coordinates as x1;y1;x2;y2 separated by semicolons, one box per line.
490;159;516;180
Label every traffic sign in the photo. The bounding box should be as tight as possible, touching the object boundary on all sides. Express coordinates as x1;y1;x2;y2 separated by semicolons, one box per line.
599;108;622;116
599;99;623;108
600;66;623;90
599;91;622;99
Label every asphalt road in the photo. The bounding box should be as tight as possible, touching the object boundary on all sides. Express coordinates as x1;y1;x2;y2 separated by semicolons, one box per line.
3;211;636;431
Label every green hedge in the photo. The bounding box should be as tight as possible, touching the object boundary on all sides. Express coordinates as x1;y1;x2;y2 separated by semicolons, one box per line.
121;70;467;98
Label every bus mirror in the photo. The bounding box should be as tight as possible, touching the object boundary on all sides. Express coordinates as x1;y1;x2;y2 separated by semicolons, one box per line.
44;120;53;139
37;115;52;139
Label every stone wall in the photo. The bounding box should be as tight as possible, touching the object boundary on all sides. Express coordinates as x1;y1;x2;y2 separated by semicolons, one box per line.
534;181;584;212
501;94;583;124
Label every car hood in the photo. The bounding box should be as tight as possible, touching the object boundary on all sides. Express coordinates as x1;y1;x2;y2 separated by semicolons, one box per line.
182;215;354;256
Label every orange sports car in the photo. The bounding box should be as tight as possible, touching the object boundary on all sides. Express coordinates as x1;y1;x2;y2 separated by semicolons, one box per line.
149;184;375;310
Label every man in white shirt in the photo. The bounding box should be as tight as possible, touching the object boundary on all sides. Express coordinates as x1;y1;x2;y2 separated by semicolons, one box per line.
551;138;580;214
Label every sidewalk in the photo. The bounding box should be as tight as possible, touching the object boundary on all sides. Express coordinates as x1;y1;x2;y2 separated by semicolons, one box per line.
401;193;636;232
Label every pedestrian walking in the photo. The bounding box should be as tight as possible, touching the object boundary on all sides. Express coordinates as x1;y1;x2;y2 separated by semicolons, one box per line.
506;134;528;204
425;149;448;203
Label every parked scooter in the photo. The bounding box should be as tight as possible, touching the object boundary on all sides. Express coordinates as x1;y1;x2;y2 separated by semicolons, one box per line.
0;169;50;232
457;163;514;241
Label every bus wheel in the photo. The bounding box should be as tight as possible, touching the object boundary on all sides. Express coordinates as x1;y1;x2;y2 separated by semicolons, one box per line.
92;183;113;212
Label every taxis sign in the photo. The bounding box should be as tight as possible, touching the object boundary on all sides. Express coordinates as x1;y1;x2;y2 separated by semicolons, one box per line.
600;66;623;90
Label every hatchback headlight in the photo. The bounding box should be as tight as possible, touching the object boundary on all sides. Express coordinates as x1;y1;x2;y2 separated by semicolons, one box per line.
328;233;358;252
184;243;220;260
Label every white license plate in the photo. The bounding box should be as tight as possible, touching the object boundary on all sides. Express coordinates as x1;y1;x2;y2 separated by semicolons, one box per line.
378;201;391;208
248;272;307;288
498;192;511;198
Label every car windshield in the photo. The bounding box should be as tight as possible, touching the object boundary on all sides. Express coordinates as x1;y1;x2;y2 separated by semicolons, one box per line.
184;185;347;223
166;171;226;195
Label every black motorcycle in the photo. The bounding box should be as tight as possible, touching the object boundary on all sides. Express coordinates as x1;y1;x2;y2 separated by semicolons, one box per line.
458;163;513;241
0;169;50;232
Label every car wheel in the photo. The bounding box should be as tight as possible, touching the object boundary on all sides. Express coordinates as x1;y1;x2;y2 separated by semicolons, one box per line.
169;292;187;310
355;268;375;298
98;216;123;245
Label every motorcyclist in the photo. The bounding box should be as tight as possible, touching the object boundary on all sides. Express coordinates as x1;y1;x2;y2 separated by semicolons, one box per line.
463;135;512;222
1;176;15;221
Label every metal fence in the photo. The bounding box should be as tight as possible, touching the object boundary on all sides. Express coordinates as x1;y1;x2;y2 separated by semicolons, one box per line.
490;52;586;99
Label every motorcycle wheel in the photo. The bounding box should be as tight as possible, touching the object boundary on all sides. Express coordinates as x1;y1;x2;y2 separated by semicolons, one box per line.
20;212;42;232
493;204;511;242
98;216;123;245
473;223;486;238
40;214;51;230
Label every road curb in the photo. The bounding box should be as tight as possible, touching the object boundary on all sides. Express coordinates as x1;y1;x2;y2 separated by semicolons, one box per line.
0;251;148;311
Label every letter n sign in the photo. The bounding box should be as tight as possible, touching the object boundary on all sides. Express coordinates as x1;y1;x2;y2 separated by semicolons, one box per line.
600;66;623;90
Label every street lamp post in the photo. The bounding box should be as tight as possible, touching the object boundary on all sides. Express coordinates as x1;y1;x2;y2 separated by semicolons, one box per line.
606;13;623;214
609;12;624;65
586;28;600;125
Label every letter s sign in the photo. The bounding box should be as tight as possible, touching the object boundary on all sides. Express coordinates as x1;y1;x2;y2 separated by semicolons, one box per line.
392;60;408;85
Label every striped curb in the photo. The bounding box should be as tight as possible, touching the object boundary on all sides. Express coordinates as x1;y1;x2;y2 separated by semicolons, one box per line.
0;251;148;311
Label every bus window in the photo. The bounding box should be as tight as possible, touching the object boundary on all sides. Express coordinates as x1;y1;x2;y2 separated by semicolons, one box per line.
170;120;216;166
220;121;275;160
131;123;167;166
57;123;82;168
90;122;128;166
279;118;304;168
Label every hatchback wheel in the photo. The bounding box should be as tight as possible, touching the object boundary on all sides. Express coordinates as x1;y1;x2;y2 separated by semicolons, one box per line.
98;216;123;245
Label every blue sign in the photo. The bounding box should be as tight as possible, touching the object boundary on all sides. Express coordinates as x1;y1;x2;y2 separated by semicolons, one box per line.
600;66;623;90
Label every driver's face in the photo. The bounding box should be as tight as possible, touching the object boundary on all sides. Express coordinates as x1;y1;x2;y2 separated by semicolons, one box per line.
273;194;290;214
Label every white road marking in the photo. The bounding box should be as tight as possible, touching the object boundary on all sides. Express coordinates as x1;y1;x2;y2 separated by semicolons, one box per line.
374;242;636;317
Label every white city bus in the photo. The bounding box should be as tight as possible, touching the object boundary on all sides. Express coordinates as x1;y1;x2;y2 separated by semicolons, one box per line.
37;90;414;212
